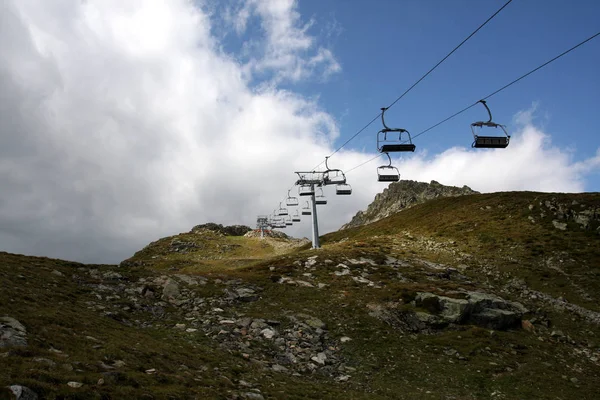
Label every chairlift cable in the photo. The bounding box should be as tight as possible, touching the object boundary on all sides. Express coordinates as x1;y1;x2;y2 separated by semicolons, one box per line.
344;30;600;176
310;0;514;171
409;30;600;143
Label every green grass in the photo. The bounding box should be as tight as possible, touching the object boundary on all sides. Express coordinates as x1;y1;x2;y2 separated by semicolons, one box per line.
2;191;600;398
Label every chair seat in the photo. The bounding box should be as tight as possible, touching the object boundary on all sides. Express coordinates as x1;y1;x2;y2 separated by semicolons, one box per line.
473;136;509;148
378;175;399;182
380;144;416;152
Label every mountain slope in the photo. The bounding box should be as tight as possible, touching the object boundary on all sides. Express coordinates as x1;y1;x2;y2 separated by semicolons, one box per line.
341;180;478;229
2;192;600;399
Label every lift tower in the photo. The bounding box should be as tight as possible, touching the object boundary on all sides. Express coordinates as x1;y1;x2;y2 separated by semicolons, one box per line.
295;171;324;249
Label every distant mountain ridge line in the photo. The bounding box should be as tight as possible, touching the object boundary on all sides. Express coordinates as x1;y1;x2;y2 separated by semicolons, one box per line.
341;180;478;230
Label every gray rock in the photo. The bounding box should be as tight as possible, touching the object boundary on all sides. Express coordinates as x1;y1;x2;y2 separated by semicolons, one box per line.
261;328;276;339
272;364;289;372
103;271;122;280
8;385;38;400
242;393;264;400
236;288;259;302
415;293;469;323
305;317;326;330
413;291;527;330
1;317;27;348
469;308;521;330
311;352;327;365
162;279;180;301
552;220;567;230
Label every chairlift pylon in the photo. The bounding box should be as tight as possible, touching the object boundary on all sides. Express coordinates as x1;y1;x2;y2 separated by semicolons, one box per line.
315;186;327;205
377;152;400;182
470;100;510;148
377;107;416;153
286;190;299;206
301;201;312;215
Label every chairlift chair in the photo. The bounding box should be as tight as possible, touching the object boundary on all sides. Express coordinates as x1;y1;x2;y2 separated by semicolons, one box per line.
285;216;293;226
377;153;400;182
286;190;299;206
323;156;347;185
377;107;416;153
277;202;288;216
315;187;327;205
301;201;312;215
470;100;510;148
292;210;301;222
336;183;352;195
298;184;315;196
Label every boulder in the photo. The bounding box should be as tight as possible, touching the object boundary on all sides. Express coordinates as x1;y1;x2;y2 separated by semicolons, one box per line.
7;385;38;400
413;291;527;331
161;279;180;301
0;317;27;348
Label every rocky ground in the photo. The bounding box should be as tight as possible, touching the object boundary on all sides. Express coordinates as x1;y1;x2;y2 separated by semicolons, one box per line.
2;192;600;398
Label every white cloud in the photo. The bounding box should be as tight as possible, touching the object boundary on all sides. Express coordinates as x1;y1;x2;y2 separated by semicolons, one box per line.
396;121;592;193
0;0;598;264
226;0;341;82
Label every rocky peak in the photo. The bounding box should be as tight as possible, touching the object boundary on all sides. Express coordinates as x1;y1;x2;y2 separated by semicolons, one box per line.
190;223;252;237
341;180;478;229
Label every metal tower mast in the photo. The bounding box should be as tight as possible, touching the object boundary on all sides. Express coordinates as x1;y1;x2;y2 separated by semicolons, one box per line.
295;172;325;249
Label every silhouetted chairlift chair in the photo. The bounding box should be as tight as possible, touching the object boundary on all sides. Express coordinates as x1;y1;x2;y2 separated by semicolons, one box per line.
377;107;416;153
377;153;400;182
301;201;312;215
471;100;510;148
286;190;299;206
298;184;315;196
315;187;327;205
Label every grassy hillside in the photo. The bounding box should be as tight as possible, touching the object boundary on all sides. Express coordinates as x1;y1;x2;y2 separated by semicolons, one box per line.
2;192;600;399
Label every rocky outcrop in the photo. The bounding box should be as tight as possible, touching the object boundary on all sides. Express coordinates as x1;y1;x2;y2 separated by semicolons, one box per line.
0;317;27;348
341;180;477;229
370;291;527;332
191;223;252;236
244;229;289;239
415;291;528;330
534;198;600;233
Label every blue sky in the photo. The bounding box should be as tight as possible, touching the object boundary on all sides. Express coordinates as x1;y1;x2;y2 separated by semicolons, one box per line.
247;0;600;189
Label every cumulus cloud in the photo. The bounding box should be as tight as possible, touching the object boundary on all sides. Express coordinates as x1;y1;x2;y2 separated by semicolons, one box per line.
225;0;341;82
0;0;597;264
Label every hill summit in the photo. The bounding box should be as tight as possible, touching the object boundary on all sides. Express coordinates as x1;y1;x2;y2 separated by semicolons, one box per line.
341;179;477;229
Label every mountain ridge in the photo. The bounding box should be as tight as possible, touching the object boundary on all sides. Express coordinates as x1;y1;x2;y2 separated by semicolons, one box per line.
341;179;478;229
